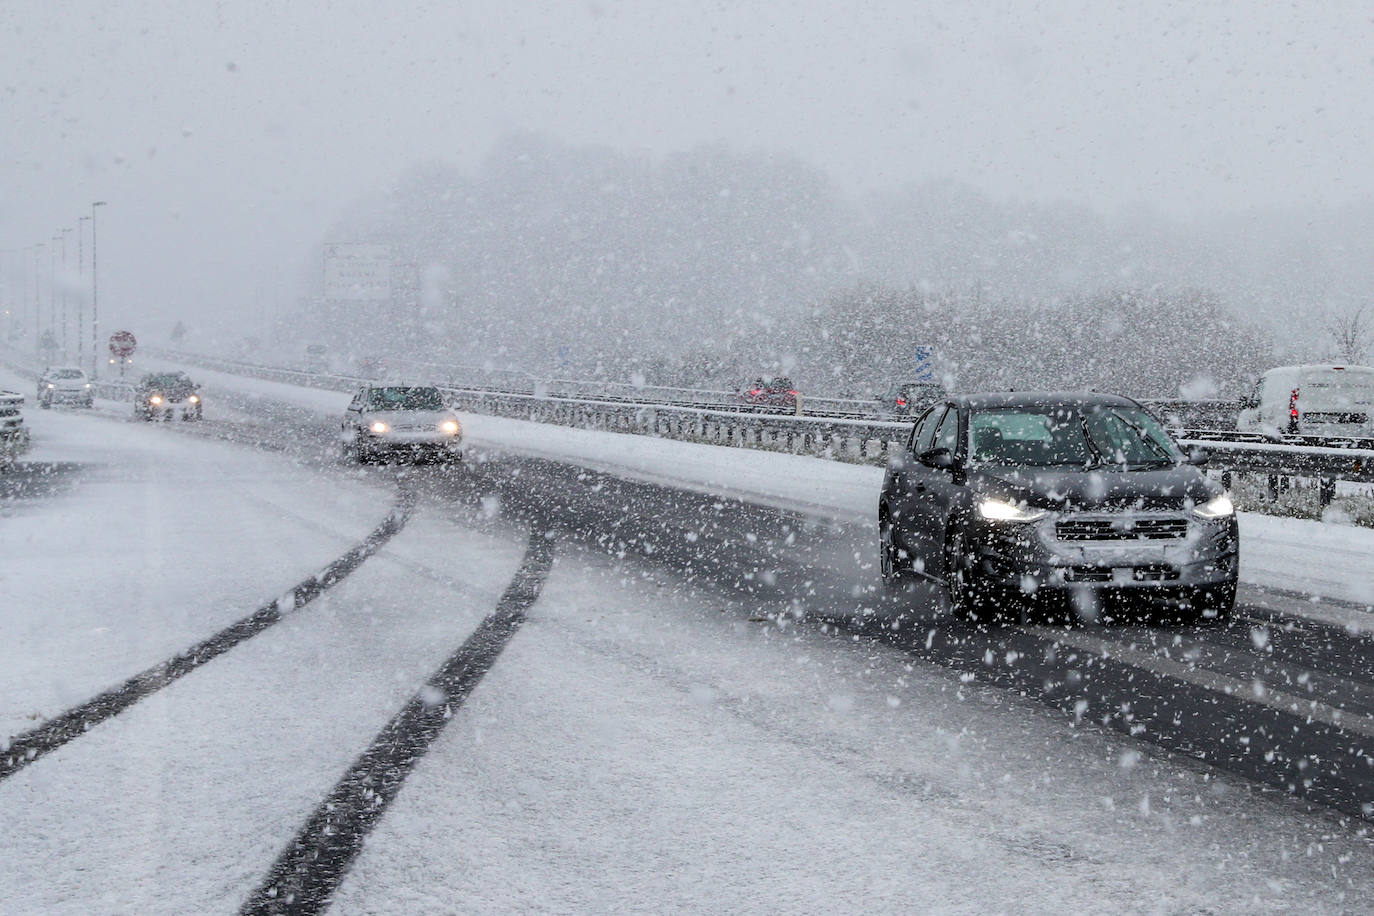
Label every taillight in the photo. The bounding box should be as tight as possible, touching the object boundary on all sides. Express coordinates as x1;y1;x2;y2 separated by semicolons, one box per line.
1288;387;1300;433
788;390;798;396
896;398;907;406
749;389;761;396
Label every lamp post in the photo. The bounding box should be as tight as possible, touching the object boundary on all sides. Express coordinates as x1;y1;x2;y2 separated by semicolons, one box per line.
31;243;43;352
49;236;58;345
59;227;72;360
91;202;106;378
78;215;90;369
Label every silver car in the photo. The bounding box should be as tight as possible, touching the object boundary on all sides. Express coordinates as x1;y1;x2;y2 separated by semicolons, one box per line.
37;366;94;408
340;384;463;464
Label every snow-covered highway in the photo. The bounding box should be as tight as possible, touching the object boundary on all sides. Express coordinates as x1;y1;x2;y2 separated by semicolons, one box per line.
4;365;1374;913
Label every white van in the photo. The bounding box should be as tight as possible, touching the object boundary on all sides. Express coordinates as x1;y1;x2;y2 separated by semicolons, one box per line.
1237;364;1374;439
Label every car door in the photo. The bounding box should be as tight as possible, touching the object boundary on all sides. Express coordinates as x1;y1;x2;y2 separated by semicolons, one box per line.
343;387;366;436
886;405;946;576
907;405;965;576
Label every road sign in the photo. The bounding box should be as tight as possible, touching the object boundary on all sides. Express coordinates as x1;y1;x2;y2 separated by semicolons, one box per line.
109;330;137;358
323;243;392;301
913;345;935;382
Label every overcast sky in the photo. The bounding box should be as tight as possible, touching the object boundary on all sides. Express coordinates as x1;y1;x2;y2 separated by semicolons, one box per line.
4;0;1373;342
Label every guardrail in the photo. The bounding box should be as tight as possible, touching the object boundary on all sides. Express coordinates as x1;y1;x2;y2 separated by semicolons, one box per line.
0;390;32;466
154;349;1374;508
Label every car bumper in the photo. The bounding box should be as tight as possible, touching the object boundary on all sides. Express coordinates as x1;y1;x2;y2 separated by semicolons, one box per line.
968;514;1239;595
44;389;92;403
360;433;462;458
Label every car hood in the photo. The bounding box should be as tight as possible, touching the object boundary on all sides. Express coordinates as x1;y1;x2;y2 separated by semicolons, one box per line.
969;464;1219;512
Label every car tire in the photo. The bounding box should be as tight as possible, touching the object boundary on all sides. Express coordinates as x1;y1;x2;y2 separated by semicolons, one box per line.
39;398;50;409
878;509;903;586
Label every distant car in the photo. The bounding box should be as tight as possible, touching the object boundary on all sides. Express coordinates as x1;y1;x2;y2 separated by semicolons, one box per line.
741;376;798;410
340;384;463;463
879;392;1238;625
37;366;94;409
133;371;203;421
879;381;945;417
1237;364;1374;440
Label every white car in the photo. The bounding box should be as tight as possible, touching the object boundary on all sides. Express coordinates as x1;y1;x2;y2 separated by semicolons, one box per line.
37;366;94;409
1238;364;1374;440
340;384;463;463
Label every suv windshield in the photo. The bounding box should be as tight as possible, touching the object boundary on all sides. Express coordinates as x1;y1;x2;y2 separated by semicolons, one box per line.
367;386;444;411
50;369;84;380
969;406;1181;469
142;373;192;390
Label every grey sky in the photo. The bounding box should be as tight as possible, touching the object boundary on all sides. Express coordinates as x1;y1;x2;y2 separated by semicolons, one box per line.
4;0;1373;337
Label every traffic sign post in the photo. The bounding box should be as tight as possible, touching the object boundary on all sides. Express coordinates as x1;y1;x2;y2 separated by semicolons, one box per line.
109;330;137;377
913;345;935;382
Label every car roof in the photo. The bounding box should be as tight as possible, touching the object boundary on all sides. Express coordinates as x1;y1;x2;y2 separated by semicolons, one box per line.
948;391;1142;410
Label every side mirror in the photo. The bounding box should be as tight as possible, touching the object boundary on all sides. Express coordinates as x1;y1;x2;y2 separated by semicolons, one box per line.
919;447;956;469
1186;448;1210;467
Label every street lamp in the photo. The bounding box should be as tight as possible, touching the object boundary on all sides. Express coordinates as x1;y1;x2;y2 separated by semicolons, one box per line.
59;227;72;359
30;243;43;352
49;236;58;353
91;201;106;378
78;215;90;369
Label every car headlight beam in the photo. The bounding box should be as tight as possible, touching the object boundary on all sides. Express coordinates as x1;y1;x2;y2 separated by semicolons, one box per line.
370;421;389;434
1191;494;1235;519
149;395;163;405
977;497;1048;523
440;419;460;435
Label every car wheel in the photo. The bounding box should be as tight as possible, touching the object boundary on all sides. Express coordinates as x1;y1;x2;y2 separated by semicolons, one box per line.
39;398;51;409
878;510;901;584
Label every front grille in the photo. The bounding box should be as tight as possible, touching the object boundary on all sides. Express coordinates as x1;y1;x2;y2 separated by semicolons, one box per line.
1065;566;1112;583
1303;412;1368;424
1056;517;1188;541
1063;565;1179;583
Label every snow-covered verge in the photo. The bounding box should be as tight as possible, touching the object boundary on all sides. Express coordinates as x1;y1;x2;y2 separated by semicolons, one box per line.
162;360;1374;615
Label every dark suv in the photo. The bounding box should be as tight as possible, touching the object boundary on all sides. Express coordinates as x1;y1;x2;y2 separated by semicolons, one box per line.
878;392;1238;624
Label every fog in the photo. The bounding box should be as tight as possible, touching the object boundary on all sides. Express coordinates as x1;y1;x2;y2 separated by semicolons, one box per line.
4;0;1374;387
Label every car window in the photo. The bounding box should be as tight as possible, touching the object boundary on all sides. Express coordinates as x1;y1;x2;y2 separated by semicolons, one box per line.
931;406;960;453
914;406;946;453
367;387;444;411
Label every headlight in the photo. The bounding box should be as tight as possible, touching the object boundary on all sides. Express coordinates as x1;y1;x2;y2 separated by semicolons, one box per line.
84;383;91;389
369;421;389;434
188;394;200;404
46;383;54;389
1191;494;1234;519
149;395;163;405
439;419;460;435
977;497;1048;523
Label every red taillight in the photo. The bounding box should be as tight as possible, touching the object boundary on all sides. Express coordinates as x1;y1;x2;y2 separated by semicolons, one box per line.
788;390;798;396
1288;387;1300;432
749;389;761;396
896;398;907;406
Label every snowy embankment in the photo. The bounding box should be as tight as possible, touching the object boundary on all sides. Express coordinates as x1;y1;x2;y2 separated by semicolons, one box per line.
166;360;1374;615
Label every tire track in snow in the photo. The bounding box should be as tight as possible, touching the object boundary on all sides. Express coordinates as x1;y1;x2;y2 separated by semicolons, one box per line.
241;528;555;916
0;488;416;782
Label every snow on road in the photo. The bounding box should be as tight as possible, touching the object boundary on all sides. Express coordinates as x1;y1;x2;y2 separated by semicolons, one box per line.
3;365;1374;912
336;540;1374;914
0;368;390;737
